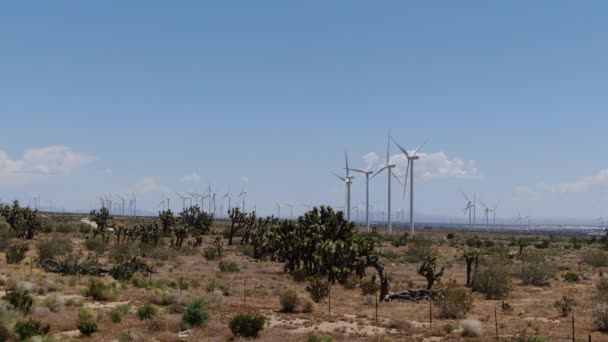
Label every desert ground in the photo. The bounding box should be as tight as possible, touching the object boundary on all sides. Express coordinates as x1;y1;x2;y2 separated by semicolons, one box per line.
1;209;608;342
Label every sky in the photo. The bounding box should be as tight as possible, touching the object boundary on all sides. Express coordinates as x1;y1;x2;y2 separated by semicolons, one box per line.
1;1;608;224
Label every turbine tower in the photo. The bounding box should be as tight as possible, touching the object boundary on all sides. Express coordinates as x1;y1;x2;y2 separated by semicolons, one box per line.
176;192;187;211
348;166;374;231
222;191;233;214
237;183;247;212
332;149;355;221
462;193;474;227
392;136;429;236
274;200;282;218
372;134;401;235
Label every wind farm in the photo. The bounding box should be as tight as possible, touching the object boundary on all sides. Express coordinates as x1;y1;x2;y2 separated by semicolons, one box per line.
3;2;608;341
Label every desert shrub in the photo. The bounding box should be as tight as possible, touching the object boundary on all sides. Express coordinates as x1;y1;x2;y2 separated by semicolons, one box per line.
118;330;135;342
437;286;474;319
77;309;98;336
534;240;550;249
594;304;608;331
502;301;513;314
203;247;220;260
447;233;455;240
306;277;329;303
218;260;239;273
280;288;300;313
302;299;315;313
84;279;117;301
3;288;33;313
14;319;50;340
517;254;556;286
5;241;28;264
443;323;455;334
361;275;381;295
182;298;209;327
460;319;482;337
553;295;575;317
85;238;107;255
472;259;512;299
109;243;141;263
598;278;608;299
583;250;608;267
148;246;177;260
137;303;157;320
307;334;334;342
37;238;72;263
229;312;265;339
0;323;10;342
110;304;131;323
563;272;580;283
404;238;434;263
290;268;309;282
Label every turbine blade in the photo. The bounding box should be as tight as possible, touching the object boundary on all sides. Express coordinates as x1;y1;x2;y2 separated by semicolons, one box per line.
461;192;470;202
413;138;429;155
344;149;350;177
478;199;488;209
494;200;501;210
390;136;410;158
331;171;346;182
391;171;402;185
349;168;367;174
402;159;410;200
372;166;387;179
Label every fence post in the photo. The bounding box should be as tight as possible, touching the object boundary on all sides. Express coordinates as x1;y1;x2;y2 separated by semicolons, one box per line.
495;304;499;339
429;299;432;330
375;295;378;323
572;311;575;342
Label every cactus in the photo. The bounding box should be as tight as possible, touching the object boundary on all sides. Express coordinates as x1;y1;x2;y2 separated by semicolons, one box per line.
418;255;445;290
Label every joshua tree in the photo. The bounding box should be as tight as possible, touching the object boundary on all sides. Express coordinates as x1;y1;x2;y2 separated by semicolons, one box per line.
89;207;112;238
463;249;480;287
0;200;43;239
227;208;246;245
418;255;445;290
158;209;176;234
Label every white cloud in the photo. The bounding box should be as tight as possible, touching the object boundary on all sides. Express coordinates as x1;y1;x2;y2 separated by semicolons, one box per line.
363;152;379;170
131;177;168;194
182;172;200;184
0;146;95;183
389;151;478;181
517;169;608;195
104;169;113;176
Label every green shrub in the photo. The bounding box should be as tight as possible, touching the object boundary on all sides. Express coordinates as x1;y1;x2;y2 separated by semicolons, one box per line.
306;277;329;303
203;247;220;260
137;303;157;320
593;304;608;331
598;278;608;299
563;272;580;283
404;238;434;263
280;288;300;313
37;238;72;263
437;286;473;319
553;295;575;317
360;275;380;295
3;288;33;313
583;250;608;267
229;313;265;338
14;319;50;340
5;241;28;264
290;268;309;282
118;330;135;342
517;254;556;286
110;304;131;323
472;259;512;299
446;233;455;240
182;298;209;327
77;309;98;336
307;334;334;342
109;243;140;263
85;238;107;255
84;279;117;301
443;323;455;334
218;260;239;273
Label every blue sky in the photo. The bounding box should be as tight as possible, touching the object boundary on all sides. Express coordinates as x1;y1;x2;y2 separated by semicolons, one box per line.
1;1;608;223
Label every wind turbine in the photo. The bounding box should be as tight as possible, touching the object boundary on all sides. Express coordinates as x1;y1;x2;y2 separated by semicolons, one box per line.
176;192;188;211
158;199;166;211
489;201;501;225
462;193;474;227
237;184;247;212
332;149;355;221
348;166;374;231
372;133;403;235
479;199;490;228
131;193;137;217
274;200;282;218
222;191;233;214
285;203;295;220
118;195;126;216
599;217;605;229
391;136;429;236
515;210;524;227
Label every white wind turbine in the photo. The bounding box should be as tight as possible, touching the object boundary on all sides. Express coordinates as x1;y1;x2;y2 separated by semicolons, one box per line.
372;134;402;235
462;193;474;227
391;136;429;236
515;209;524;227
176;192;188;211
479;199;491;228
274;200;283;218
348;165;374;231
237;183;247;212
285;203;295;220
332;149;355;221
222;191;233;214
